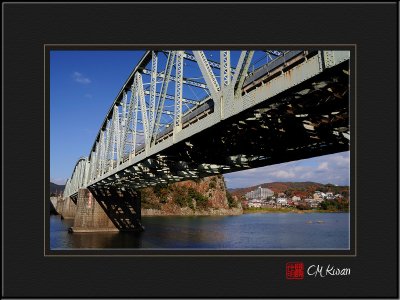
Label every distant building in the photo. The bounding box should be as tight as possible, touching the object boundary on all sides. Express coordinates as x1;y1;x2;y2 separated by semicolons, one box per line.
292;195;301;202
325;192;334;200
245;186;274;200
305;198;320;208
313;191;325;200
276;197;288;206
248;199;263;208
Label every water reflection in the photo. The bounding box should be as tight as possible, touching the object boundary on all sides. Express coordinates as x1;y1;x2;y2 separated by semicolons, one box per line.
50;213;350;249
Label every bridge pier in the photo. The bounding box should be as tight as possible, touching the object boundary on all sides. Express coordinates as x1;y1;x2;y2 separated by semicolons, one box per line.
91;187;144;232
50;196;59;215
60;197;76;219
70;188;118;233
70;188;144;233
55;197;64;215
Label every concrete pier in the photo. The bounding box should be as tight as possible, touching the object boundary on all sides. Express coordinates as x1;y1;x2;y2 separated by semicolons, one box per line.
60;197;76;219
50;196;59;215
55;197;64;215
70;188;118;233
88;187;144;232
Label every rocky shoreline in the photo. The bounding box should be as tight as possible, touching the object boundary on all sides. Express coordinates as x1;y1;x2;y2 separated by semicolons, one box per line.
140;175;242;216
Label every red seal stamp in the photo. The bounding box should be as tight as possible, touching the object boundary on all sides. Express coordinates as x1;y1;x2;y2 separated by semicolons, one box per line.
286;262;304;280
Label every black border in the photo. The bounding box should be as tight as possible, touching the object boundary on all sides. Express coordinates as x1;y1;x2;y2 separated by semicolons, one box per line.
3;2;398;298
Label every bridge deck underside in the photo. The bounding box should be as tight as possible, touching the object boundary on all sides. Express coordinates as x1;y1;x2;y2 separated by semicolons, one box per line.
90;61;349;192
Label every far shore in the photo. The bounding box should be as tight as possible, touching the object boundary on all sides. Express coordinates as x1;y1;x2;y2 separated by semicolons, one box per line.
140;208;348;216
243;208;348;214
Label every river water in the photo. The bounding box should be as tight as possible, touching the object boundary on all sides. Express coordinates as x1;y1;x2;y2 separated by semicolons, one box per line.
50;212;349;250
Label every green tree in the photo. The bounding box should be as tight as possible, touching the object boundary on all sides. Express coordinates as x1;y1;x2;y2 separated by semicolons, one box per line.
188;187;208;209
296;202;310;210
175;194;188;207
226;191;237;208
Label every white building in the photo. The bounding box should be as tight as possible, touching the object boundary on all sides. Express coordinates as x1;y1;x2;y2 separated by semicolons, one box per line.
276;197;288;206
245;186;274;200
325;192;334;199
313;191;326;200
248;199;263;208
292;195;301;202
305;198;320;208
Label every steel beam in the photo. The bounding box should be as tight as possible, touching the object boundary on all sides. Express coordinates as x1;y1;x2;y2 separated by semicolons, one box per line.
193;51;220;101
151;51;176;145
143;90;200;106
141;68;207;89
137;73;149;145
131;79;139;158
236;51;254;93
120;80;138;162
118;91;128;162
149;51;158;137
174;51;184;131
221;50;231;88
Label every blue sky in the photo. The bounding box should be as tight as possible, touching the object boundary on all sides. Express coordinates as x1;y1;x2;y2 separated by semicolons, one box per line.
50;50;350;188
224;151;350;188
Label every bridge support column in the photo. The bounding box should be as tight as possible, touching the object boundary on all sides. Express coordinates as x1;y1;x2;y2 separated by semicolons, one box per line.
60;197;76;219
70;188;118;233
50;197;59;215
88;187;144;232
55;197;64;215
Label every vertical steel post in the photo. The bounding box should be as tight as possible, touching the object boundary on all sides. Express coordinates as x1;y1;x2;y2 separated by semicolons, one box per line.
174;51;184;132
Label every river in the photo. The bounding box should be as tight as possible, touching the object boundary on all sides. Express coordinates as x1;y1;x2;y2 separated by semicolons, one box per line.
50;212;349;249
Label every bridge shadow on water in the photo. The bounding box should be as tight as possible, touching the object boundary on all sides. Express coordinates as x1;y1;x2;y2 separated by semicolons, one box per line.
70;231;144;249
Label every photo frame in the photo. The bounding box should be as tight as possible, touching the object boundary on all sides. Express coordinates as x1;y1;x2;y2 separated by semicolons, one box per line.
46;46;354;256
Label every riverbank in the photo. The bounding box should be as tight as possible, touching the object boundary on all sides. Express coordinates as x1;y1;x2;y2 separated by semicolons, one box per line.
142;207;243;216
142;207;347;216
243;207;348;214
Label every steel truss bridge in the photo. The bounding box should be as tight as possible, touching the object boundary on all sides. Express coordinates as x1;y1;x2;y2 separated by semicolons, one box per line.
61;50;350;231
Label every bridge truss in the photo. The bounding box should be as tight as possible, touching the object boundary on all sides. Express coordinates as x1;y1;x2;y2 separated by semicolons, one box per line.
63;50;350;198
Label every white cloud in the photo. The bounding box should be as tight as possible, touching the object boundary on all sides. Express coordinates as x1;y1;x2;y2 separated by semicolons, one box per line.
300;172;313;179
317;162;329;171
271;170;296;179
330;154;350;167
293;166;305;172
72;72;91;84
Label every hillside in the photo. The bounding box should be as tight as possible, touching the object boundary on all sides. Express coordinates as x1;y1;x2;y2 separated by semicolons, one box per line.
230;181;349;199
50;182;65;195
